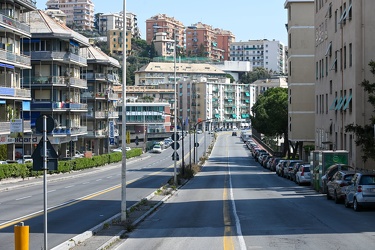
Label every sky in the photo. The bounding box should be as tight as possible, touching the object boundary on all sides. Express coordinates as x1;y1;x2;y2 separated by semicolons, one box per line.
36;0;288;44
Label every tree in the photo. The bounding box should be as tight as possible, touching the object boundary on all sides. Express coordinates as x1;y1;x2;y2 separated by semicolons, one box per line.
250;87;289;156
240;67;271;84
345;60;375;162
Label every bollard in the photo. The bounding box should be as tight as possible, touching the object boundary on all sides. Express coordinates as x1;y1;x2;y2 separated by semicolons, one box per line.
14;222;29;250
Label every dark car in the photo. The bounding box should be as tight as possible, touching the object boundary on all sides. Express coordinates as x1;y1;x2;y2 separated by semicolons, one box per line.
321;164;354;194
232;131;237;136
327;170;355;203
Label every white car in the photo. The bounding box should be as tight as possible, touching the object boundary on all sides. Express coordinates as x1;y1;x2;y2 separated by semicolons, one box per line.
17;155;33;164
151;144;162;153
112;147;122;152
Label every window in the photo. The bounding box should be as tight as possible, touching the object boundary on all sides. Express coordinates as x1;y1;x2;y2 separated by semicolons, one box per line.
316;61;319;79
344;46;347;68
330;80;332;94
335;10;338;32
326;57;328;76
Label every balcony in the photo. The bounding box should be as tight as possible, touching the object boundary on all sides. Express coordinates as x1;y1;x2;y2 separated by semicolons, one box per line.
0;12;31;36
31;101;87;111
82;73;106;81
108;111;119;118
26;75;87;88
0;48;31;67
26;51;87;66
0;87;31;99
51;126;87;136
0;120;31;134
16;0;37;9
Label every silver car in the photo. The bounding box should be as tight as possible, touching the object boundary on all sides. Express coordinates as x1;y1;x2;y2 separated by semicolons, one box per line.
345;173;375;211
295;164;311;185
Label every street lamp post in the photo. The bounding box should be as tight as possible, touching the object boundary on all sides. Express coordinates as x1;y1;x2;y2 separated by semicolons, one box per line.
153;25;178;185
192;119;211;164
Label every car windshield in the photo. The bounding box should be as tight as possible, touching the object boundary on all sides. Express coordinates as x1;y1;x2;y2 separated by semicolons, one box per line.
303;167;310;172
343;174;354;181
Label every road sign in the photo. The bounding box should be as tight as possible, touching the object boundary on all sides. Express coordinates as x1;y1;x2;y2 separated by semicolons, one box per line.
32;137;58;171
36;115;55;133
171;133;180;141
171;152;179;161
126;131;130;144
171;142;180;150
194;142;200;147
109;138;115;145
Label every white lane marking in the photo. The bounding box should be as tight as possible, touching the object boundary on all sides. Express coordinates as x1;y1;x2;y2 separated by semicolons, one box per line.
82;182;89;184
228;165;247;250
96;179;102;181
16;196;32;201
107;176;112;178
48;190;56;193
65;185;74;189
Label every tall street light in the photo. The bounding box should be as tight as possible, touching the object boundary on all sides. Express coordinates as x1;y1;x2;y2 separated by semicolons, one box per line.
192;119;211;164
153;25;178;185
121;0;127;222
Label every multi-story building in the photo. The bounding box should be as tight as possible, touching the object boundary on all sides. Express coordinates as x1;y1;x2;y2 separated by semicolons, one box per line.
80;45;120;155
315;0;375;170
230;39;286;74
185;22;225;62
107;29;131;56
98;12;140;38
45;0;94;30
0;0;36;160
145;14;185;55
251;77;288;101
22;10;90;158
214;28;235;61
134;62;253;130
284;0;315;158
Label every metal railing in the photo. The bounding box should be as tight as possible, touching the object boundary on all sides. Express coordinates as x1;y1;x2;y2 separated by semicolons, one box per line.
0;48;30;66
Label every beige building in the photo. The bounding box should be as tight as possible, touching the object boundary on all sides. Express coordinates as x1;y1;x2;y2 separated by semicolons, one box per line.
315;0;375;170
98;12;140;38
107;29;131;55
45;0;95;30
251;77;288;101
284;0;315;156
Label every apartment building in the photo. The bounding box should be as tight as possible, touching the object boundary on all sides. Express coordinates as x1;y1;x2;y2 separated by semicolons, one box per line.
215;28;236;61
97;12;140;38
284;0;315;156
315;0;375;170
22;10;90;159
107;29;131;56
230;39;286;74
80;45;120;155
134;62;253;130
45;0;94;30
0;0;36;160
145;14;185;51
185;22;225;62
251;77;288;101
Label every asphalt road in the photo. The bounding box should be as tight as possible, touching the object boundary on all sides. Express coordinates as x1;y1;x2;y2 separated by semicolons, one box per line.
0;133;212;250
113;132;375;250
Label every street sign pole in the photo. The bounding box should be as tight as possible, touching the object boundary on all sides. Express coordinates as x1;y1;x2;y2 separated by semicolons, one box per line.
43;115;48;250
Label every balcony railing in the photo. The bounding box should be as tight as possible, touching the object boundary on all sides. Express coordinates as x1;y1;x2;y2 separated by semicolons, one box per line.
107;111;119;118
31;101;87;110
51;126;87;136
82;73;106;81
95;111;106;119
26;51;87;65
25;75;87;88
0;120;31;133
0;48;30;66
0;87;31;98
0;12;31;35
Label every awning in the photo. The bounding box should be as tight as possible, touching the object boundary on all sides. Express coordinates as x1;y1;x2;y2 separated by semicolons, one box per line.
336;96;346;110
232;114;237;118
0;63;14;69
245;100;250;103
245;92;250;97
343;93;352;109
70;39;79;47
329;97;338;110
325;42;332;56
228;99;232;102
215;114;220;119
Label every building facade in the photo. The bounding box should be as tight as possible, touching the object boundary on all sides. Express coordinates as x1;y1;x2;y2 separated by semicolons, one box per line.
285;0;315;155
45;0;95;30
22;10;90;158
230;39;286;74
0;0;36;160
107;29;131;56
80;45;120;155
315;0;375;170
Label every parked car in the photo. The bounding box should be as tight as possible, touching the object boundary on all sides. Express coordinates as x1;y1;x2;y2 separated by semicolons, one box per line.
284;160;303;179
345;172;375;211
232;131;237;136
0;161;7;165
254;149;267;161
258;153;270;165
295;164;312;185
327;170;355;203
276;160;288;176
321;164;354;194
196;129;203;134
270;158;281;172
17;155;33;164
151;144;162;153
290;162;307;182
112;147;131;153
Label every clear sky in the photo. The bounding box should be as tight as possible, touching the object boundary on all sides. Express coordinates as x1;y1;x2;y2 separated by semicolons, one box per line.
36;0;288;44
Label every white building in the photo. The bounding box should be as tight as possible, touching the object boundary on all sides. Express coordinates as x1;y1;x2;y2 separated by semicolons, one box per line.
230;39;286;74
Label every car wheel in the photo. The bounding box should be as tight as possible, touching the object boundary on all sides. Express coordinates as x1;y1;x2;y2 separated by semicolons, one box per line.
334;191;339;204
353;198;361;212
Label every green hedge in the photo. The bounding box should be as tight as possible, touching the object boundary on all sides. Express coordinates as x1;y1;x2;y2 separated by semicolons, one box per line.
0;148;143;181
